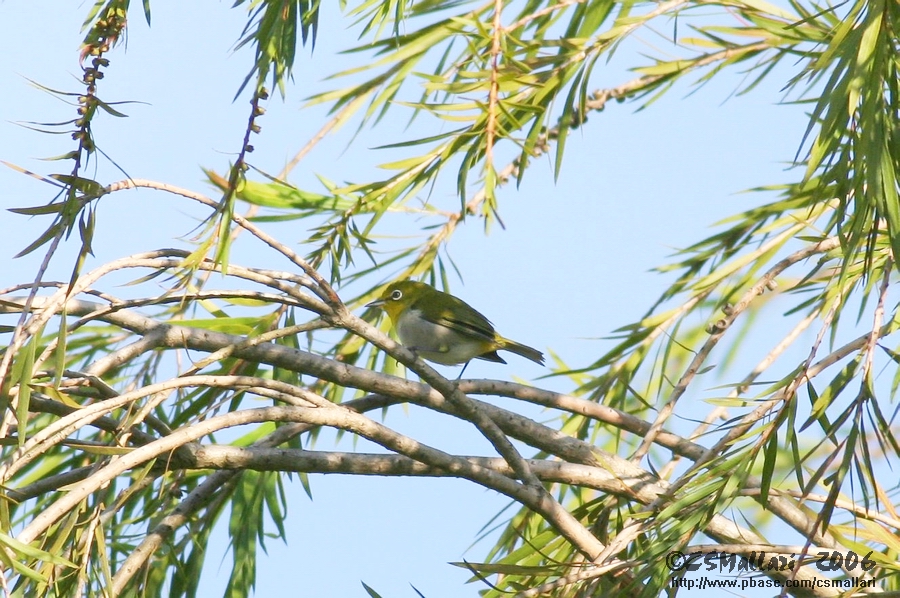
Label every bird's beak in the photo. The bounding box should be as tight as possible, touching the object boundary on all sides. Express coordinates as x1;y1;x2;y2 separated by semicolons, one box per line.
366;298;385;308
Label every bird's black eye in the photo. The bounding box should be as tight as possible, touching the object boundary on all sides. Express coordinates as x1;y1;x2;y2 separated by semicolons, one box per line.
390;290;403;301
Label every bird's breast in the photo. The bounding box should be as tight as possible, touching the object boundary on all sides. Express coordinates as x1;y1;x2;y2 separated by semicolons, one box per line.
395;309;489;365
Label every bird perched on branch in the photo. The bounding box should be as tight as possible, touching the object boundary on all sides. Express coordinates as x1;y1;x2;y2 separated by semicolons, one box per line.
367;281;544;376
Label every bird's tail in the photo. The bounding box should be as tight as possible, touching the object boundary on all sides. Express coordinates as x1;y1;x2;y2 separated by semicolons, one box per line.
498;338;545;365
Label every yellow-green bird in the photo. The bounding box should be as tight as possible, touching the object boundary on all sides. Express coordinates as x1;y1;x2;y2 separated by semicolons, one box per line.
366;281;544;373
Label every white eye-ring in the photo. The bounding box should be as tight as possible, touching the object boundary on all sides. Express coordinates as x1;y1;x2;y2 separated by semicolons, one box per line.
390;290;403;301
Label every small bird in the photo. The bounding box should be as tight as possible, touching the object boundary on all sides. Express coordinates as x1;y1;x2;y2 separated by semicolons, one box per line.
366;280;544;374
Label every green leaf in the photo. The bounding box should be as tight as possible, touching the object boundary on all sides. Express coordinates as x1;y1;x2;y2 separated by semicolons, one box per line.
11;331;39;448
361;581;385;598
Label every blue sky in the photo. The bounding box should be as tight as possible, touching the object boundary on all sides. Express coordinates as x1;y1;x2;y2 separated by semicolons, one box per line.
0;2;816;596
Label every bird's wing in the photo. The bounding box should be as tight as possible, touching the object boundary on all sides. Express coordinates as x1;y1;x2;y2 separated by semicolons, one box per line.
416;294;497;342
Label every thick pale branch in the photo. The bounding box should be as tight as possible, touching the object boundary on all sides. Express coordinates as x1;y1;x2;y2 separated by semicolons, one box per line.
16;402;610;569
187;445;653;491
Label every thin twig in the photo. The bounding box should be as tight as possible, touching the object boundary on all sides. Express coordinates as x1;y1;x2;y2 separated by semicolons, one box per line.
632;235;841;461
